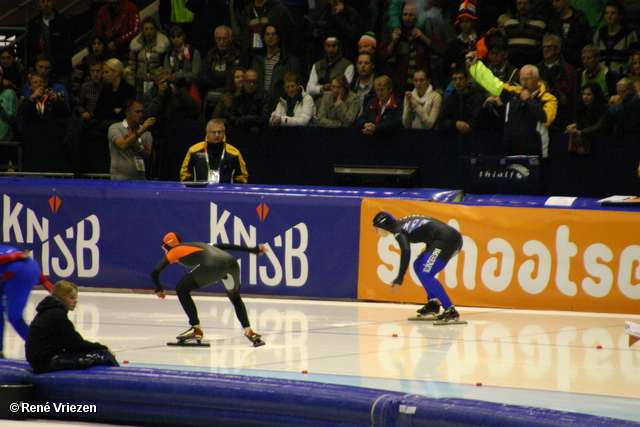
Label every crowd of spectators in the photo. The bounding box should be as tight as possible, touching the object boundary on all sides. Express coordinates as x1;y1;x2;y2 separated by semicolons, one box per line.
0;0;639;183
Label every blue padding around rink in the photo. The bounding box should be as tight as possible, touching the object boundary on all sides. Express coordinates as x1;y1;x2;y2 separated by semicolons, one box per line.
3;176;632;210
0;177;461;201
460;193;640;211
0;360;636;427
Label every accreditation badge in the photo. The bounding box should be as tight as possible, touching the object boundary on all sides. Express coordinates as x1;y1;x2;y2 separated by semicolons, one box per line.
208;169;220;183
135;156;145;172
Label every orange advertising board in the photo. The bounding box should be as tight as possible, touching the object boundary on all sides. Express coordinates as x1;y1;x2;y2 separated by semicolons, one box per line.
359;198;640;314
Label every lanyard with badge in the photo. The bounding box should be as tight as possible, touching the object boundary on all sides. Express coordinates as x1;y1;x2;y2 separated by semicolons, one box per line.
203;143;225;183
251;7;267;49
143;45;154;93
129;126;146;172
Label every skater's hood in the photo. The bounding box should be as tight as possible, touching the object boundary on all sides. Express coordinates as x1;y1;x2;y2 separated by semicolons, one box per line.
35;295;68;314
373;211;396;231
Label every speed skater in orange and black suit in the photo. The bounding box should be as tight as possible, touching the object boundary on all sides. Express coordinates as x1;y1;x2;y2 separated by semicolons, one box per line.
372;211;463;322
151;232;268;347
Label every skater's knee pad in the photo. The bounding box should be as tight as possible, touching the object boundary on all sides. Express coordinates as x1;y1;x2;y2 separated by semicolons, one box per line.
222;273;240;293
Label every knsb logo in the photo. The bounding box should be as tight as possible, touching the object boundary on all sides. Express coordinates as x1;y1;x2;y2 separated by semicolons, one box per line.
209;202;308;287
2;194;100;278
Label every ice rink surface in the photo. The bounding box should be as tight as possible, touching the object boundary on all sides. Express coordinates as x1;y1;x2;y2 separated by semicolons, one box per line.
4;290;640;425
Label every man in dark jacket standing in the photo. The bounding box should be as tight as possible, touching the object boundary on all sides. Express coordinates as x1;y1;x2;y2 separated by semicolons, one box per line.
26;0;74;88
435;66;485;146
605;77;640;135
198;25;245;112
550;0;593;69
250;24;300;111
468;52;558;158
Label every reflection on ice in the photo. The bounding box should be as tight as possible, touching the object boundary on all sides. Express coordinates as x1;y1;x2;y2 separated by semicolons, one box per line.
3;291;639;422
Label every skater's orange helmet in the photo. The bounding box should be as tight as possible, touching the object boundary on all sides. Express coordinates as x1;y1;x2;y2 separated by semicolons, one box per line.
162;232;182;250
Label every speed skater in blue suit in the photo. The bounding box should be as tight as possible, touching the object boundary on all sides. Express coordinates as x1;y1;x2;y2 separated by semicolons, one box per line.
372;211;463;322
0;245;54;356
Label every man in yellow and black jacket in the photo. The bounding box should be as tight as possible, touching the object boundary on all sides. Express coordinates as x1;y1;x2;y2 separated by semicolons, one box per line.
466;51;557;158
180;118;248;183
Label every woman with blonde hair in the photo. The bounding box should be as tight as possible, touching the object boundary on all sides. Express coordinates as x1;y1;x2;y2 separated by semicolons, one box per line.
93;58;137;121
26;281;118;374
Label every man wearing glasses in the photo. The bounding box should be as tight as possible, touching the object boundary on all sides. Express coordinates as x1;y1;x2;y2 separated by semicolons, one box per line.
226;69;272;133
466;50;557;158
180;118;248;183
537;33;577;130
198;25;244;114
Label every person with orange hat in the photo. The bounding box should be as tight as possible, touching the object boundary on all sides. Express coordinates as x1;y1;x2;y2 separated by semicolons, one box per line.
444;0;479;73
356;32;393;81
151;232;268;346
357;32;377;57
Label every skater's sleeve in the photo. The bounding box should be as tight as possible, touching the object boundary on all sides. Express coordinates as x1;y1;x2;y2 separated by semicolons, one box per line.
39;273;54;293
150;257;170;293
0;251;27;264
211;243;262;254
393;234;412;285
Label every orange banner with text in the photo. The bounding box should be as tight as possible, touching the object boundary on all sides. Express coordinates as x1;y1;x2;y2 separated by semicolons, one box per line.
359;199;640;314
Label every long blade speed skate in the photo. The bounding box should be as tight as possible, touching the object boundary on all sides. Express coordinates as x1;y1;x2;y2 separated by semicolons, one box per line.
408;314;438;321
245;330;265;347
168;326;210;346
409;300;441;321
433;319;468;325
167;341;211;347
433;306;467;325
